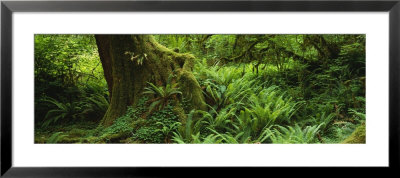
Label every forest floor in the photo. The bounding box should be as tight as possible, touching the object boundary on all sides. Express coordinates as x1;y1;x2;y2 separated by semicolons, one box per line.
35;121;98;143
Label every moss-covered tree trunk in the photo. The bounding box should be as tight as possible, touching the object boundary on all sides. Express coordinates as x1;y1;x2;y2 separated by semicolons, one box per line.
95;35;206;127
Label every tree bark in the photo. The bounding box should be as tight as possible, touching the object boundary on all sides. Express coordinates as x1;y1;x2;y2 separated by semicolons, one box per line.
95;35;206;127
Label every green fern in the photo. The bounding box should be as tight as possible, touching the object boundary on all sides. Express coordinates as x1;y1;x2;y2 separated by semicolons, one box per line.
42;97;82;127
172;110;206;143
172;132;222;144
143;79;182;113
267;124;322;144
312;112;336;131
81;94;109;118
210;128;251;144
46;132;67;143
348;109;365;122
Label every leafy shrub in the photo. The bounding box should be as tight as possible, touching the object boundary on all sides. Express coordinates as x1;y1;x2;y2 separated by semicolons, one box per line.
132;104;179;143
93;105;144;143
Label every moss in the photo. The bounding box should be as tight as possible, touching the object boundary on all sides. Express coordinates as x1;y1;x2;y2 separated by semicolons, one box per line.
122;137;142;143
173;105;187;123
130;118;147;130
35;136;47;143
342;123;366;144
58;137;81;143
46;128;89;143
99;132;131;143
67;128;87;137
177;69;207;111
81;136;99;143
108;133;130;143
181;54;195;71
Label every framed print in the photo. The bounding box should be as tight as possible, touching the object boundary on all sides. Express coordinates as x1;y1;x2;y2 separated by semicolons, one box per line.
1;0;400;177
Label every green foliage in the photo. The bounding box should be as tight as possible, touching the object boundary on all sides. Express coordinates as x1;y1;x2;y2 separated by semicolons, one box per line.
348;108;365;122
89;97;181;143
311;112;336;132
41;97;82;127
172;109;206;143
155;122;181;142
81;93;109;120
35;35;102;88
143;77;182;112
172;84;300;144
246;86;299;126
173;132;222;144
323;121;357;143
35;35;107;125
132;104;179;143
103;110;135;135
46;132;68;143
134;126;164;143
266;124;322;144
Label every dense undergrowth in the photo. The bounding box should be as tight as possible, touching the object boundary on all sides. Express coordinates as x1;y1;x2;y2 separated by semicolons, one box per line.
35;34;366;144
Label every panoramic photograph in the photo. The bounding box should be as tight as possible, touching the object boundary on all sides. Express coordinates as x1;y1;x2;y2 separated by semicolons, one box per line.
34;34;366;144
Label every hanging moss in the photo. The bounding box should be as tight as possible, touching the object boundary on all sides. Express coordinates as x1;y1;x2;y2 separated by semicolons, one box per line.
173;104;187;123
177;69;207;111
342;123;366;144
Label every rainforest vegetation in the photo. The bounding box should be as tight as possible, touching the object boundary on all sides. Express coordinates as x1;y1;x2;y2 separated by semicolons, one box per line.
34;34;366;144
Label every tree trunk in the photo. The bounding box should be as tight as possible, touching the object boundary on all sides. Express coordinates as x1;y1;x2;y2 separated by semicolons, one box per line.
95;35;206;127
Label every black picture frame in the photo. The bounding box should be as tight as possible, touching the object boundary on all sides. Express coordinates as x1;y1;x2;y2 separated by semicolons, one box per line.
1;0;399;177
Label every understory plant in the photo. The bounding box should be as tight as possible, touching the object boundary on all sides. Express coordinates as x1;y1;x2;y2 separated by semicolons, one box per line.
143;76;182;113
